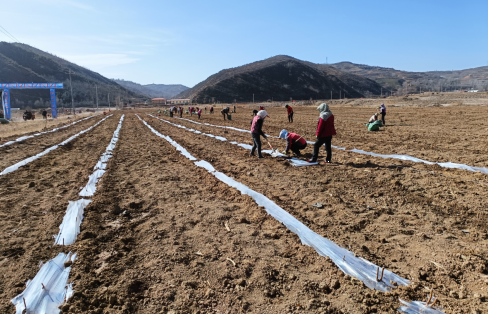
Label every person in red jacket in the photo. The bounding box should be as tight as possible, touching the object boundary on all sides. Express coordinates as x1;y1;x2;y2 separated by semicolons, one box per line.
308;103;336;163
250;110;269;159
279;129;306;156
285;104;294;122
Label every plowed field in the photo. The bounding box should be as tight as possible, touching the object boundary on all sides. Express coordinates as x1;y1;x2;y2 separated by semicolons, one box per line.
0;104;487;314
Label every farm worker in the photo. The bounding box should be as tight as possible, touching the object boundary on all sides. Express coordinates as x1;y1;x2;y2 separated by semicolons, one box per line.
210;106;214;114
179;107;183;118
378;103;386;125
259;106;265;110
205;106;207;114
279;129;307;157
369;113;379;123
250;110;269;159
285;104;294;123
197;108;202;119
42;109;47;119
234;104;236;113
307;103;336;164
221;107;230;120
366;120;383;131
252;109;258;116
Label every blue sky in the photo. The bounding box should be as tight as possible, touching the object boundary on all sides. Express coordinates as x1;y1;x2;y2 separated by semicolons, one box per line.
1;0;487;87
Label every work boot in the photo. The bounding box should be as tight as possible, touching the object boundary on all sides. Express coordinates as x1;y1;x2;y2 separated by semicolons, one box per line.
258;155;265;159
306;159;316;163
293;151;301;157
249;153;256;157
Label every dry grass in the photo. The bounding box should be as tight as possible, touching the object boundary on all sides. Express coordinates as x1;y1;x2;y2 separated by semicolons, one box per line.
0;112;97;139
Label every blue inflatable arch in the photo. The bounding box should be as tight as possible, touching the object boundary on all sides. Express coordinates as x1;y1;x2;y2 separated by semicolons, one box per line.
1;83;64;120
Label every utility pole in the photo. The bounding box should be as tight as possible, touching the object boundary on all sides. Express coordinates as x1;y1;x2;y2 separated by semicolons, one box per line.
381;87;382;97
253;93;254;104
95;85;99;111
330;91;332;100
108;93;110;111
69;69;75;115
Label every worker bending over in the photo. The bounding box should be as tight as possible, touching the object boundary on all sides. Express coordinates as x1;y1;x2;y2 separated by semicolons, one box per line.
279;129;306;156
369;113;379;123
221;107;230;120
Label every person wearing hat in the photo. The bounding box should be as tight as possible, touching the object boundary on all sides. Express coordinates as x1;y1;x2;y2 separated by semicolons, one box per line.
307;103;336;164
285;104;294;123
279;129;306;156
250;110;269;159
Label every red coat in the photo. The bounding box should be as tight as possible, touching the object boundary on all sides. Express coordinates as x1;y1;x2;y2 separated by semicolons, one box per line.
287;106;293;114
316;115;336;137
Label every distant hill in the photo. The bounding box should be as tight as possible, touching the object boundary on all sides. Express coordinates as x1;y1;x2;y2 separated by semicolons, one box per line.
331;62;488;93
0;42;144;109
175;55;383;103
113;80;189;99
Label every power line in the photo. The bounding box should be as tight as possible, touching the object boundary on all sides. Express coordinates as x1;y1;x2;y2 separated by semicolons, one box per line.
0;24;19;42
0;28;16;42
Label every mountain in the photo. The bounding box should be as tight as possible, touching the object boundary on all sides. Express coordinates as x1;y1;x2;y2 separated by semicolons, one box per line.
0;42;144;109
113;80;189;99
331;62;488;92
175;55;383;103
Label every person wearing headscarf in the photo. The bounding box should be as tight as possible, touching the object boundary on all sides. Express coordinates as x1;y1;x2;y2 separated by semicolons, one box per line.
221;106;230;120
285;104;294;123
369;113;379;123
279;129;306;156
250;110;269;159
308;103;336;163
378;103;386;125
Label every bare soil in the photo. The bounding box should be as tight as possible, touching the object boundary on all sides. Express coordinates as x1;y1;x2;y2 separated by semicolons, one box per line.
0;102;487;314
0;112;98;139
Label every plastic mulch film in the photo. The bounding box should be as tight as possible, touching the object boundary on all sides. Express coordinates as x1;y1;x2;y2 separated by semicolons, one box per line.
137;115;197;160
176;114;487;174
207;167;409;292
79;115;124;197
142;122;410;292
150;115;316;167
54;199;92;245
0;115;112;176
398;299;444;314
11;252;77;314
150;117;445;312
0;114;99;149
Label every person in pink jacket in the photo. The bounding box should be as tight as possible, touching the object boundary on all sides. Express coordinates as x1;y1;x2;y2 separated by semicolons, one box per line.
307;103;336;163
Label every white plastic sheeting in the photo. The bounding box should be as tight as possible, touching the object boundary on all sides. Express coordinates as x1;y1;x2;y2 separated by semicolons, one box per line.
177;115;487;175
0;115;113;176
0;114;99;149
79;115;124;197
137;115;197;160
141;119;409;292
10;115;125;314
398;299;444;314
11;252;77;314
150;115;316;167
54;199;92;246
